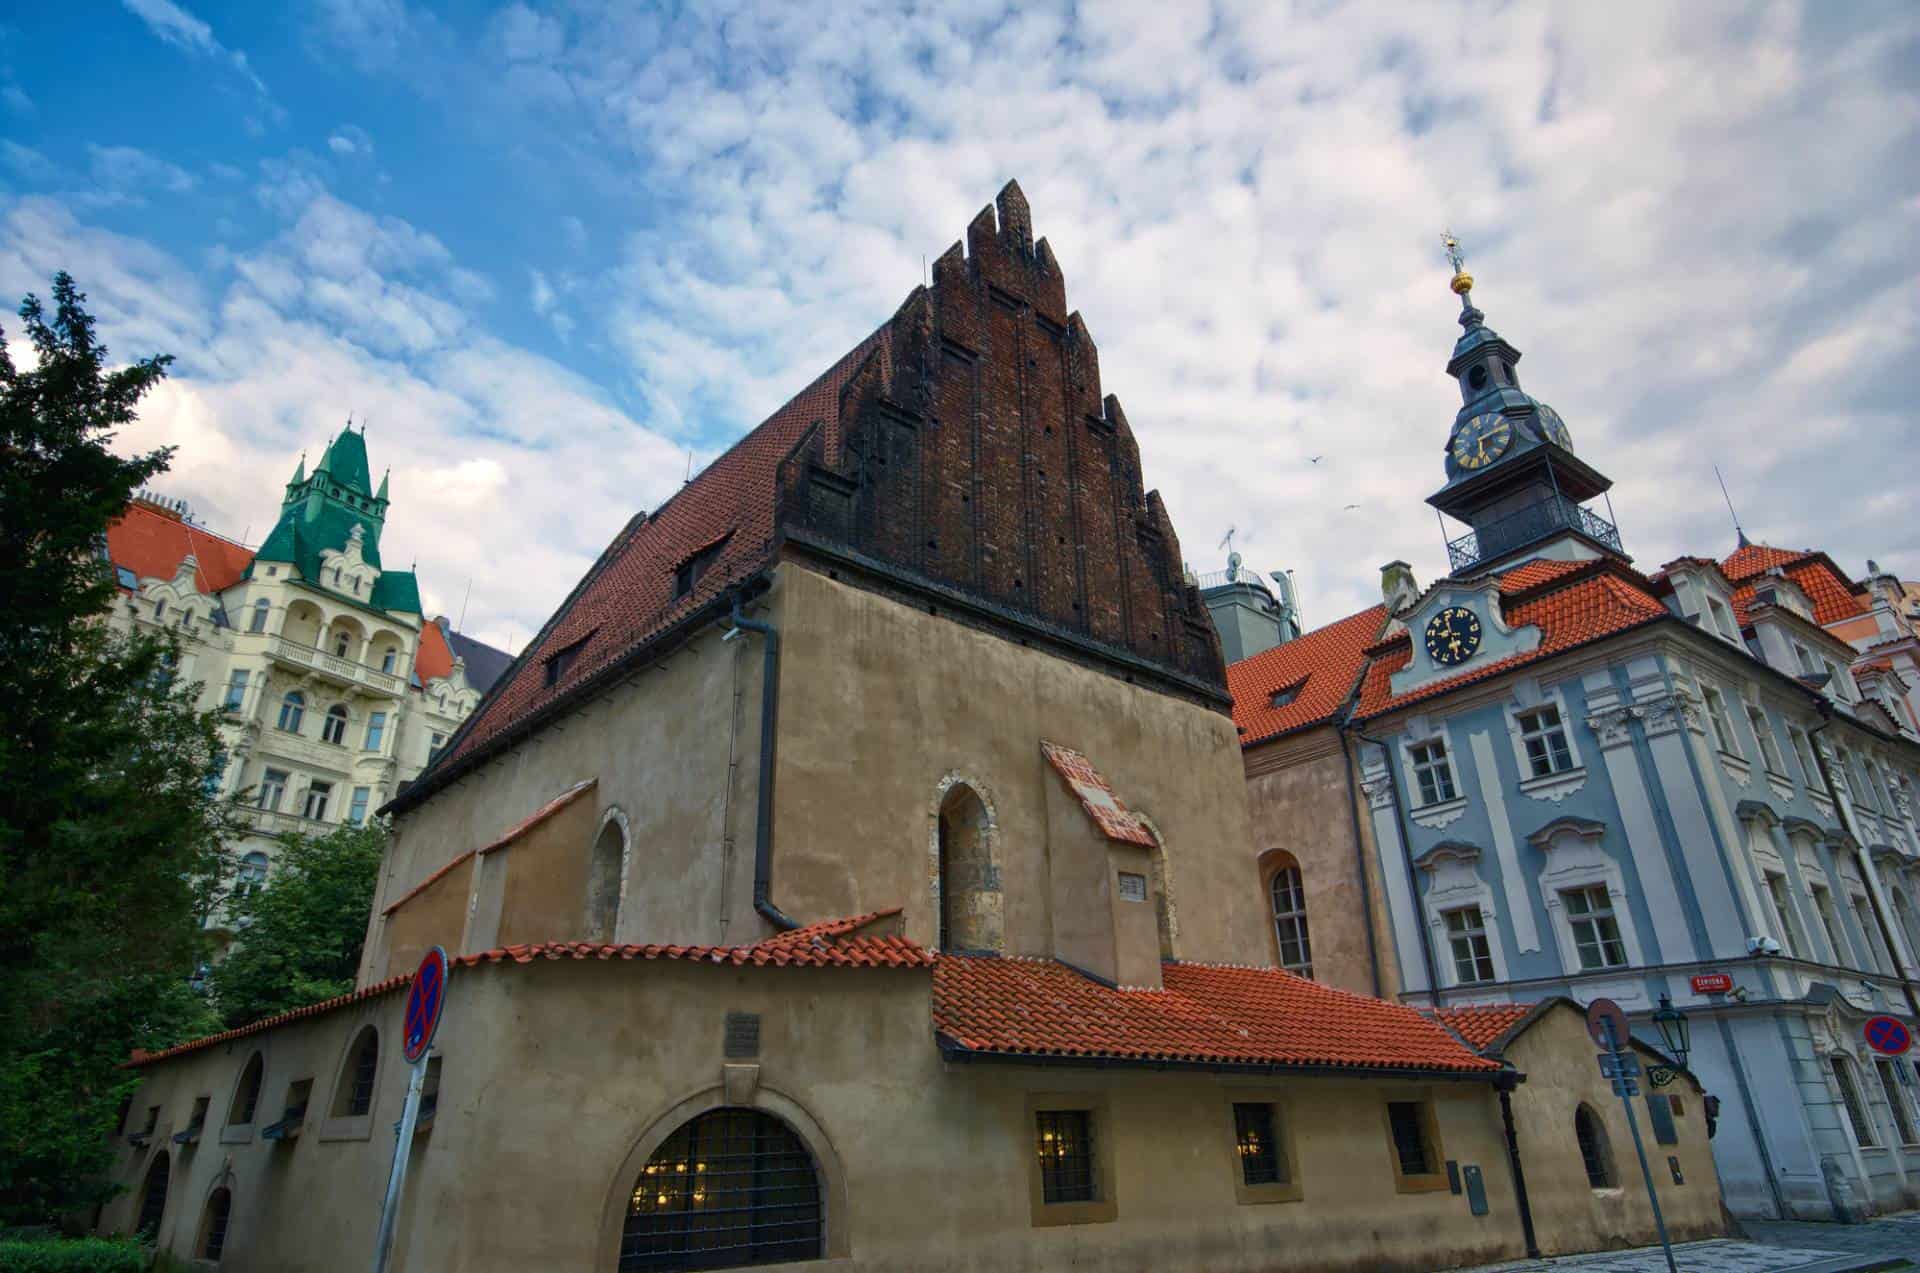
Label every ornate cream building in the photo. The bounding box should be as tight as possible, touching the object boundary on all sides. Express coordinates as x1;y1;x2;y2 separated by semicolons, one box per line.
105;427;509;932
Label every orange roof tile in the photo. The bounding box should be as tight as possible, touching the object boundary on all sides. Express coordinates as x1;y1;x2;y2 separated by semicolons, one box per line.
414;618;455;684
1433;1004;1533;1052
933;955;1499;1074
106;501;254;594
1227;605;1385;745
1040;742;1157;847
130;913;931;1068
1355;562;1670;720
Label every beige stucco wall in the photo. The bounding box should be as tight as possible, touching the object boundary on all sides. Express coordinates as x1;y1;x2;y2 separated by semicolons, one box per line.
1504;1005;1728;1253
382;854;473;981
103;957;1539;1273
491;792;603;949
1244;727;1400;998
367;558;1272;981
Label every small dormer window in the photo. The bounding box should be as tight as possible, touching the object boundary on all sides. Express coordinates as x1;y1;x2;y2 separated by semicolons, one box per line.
1268;683;1302;709
544;636;589;688
1705;595;1738;641
672;536;730;601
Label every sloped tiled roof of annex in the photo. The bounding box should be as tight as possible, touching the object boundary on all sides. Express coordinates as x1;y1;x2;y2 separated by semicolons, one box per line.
1227;604;1385;745
1431;1003;1535;1052
933;955;1499;1074
128;912;931;1069
1721;542;1868;629
417;325;892;796
107;502;255;595
1354;559;1671;721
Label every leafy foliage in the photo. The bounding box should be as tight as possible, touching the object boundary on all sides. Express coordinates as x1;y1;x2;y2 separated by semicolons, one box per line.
0;1235;147;1273
0;275;239;1224
208;822;385;1030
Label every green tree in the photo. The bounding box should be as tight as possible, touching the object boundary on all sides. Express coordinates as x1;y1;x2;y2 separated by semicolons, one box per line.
0;274;238;1224
208;822;385;1030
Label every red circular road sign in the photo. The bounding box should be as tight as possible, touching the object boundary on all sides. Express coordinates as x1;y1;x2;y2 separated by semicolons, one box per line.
1586;997;1631;1050
402;946;449;1064
1866;1016;1912;1057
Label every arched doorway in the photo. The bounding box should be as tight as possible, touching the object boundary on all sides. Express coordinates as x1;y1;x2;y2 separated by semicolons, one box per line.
617;1107;822;1271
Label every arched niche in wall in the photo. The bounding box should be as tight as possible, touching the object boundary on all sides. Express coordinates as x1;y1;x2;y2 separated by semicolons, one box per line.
928;773;1002;954
584;806;630;944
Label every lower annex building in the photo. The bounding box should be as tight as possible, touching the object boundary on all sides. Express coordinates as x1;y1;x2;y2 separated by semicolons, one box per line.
99;186;1720;1272
1228;254;1920;1223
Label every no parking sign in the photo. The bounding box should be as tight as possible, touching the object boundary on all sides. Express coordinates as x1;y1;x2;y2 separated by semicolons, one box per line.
1865;1015;1912;1057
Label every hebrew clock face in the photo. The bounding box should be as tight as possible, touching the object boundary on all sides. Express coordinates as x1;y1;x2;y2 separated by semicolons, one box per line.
1537;405;1573;451
1451;412;1513;471
1424;605;1483;666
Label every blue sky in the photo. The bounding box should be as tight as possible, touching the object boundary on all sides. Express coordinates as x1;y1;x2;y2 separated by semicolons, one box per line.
3;2;1917;651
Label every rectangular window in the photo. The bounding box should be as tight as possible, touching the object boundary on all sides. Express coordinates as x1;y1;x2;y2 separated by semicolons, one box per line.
1878;1059;1918;1145
381;649;397;673
1269;866;1313;977
365;711;387;751
544;636;587;688
1702;685;1741;756
1443;906;1496;984
1408;738;1457;807
1705;595;1738;640
1812;886;1850;964
1788;726;1819;786
1833;1057;1878;1148
1563;885;1629;970
348;786;371;826
302;781;332;822
1765;873;1802;958
428;733;446;764
258;768;289;812
222;668;248;712
1746;706;1786;774
1517;705;1575;777
673;540;727;600
1035;1109;1097;1204
1829;659;1856;701
1853;896;1893;974
1233;1102;1286;1187
1385;1101;1437;1180
1795;642;1820;676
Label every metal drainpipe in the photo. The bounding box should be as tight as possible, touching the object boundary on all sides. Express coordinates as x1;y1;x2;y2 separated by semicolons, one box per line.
1495;1072;1541;1258
728;592;799;931
1339;730;1386;997
1350;725;1445;1005
1809;707;1920;1020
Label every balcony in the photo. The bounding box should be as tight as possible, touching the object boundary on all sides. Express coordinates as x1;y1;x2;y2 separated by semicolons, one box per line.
1446;496;1621;574
266;635;405;697
248;807;332;837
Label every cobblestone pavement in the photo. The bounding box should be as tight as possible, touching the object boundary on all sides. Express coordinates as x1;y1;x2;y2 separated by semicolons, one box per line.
1450;1213;1920;1273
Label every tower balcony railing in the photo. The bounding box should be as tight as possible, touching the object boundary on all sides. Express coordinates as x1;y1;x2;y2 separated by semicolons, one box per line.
264;634;406;696
1445;495;1621;574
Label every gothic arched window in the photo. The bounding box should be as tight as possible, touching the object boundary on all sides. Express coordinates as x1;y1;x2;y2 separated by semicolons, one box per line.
1575;1104;1616;1189
227;1053;264;1128
937;783;998;953
619;1108;822;1271
277;691;305;733
1266;855;1313;977
585;818;624;944
332;1026;380;1118
135;1152;170;1237
198;1186;233;1261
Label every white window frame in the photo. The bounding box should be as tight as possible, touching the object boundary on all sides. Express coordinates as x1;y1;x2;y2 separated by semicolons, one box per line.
1851;892;1894;975
1402;733;1462;813
364;711;387;752
1877;1057;1920;1146
1704;594;1740;642
1416;843;1509;990
1787;725;1820;788
1442;906;1497;985
1762;871;1803;958
1745;704;1787;776
1534;821;1646;982
1701;683;1742;757
1809;881;1853;965
1516;704;1576;777
223;668;249;713
302;780;333;822
1268;864;1313;978
258;767;289;813
1562;884;1630;971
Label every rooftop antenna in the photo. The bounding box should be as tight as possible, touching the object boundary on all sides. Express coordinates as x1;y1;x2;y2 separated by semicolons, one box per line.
456;576;472;633
684;449;694;485
1713;464;1749;548
1217;526;1237;555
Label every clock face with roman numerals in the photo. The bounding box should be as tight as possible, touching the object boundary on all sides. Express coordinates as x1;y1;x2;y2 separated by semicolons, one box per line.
1424;605;1482;666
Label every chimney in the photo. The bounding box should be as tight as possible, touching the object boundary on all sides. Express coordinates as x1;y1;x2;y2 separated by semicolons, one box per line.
1381;561;1420;616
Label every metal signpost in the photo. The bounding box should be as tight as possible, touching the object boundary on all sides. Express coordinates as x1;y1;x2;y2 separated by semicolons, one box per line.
1587;998;1677;1273
373;947;449;1273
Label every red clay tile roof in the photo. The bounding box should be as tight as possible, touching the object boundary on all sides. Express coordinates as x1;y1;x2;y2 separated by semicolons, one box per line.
1355;561;1671;721
933;955;1499;1074
107;501;254;594
1722;544;1867;628
1227;605;1385;745
382;779;598;915
428;329;890;785
1432;1004;1533;1052
130;912;930;1068
1040;742;1157;847
415;618;456;684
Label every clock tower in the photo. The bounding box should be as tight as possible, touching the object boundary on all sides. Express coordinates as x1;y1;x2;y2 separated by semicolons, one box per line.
1426;236;1625;578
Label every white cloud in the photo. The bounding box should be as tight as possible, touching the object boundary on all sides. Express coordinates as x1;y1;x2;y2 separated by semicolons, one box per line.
2;85;33;118
120;0;279;123
87;144;196;198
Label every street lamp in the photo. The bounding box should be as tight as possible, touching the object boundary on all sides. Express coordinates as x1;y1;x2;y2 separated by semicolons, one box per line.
1652;993;1690;1068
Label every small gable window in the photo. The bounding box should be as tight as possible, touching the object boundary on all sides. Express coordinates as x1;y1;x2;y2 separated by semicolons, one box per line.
673;537;729;601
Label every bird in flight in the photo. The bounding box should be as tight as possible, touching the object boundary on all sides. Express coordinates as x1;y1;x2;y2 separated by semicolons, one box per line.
1342;503;1361;510
1308;455;1324;464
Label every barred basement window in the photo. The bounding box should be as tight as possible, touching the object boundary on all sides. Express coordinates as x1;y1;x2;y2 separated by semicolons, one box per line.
1575;1104;1616;1188
1831;1056;1878;1148
1035;1109;1097;1204
1390;1098;1436;1182
620;1108;822;1271
1233;1102;1286;1186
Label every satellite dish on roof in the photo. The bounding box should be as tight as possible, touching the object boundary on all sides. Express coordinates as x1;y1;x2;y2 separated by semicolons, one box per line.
1226;550;1242;582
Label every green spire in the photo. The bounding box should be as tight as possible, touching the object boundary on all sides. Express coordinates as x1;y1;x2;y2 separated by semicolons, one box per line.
289;453;306;487
316;424;373;497
376;468;389;502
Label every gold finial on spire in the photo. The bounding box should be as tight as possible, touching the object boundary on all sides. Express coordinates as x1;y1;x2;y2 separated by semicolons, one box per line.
1442;229;1473;295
